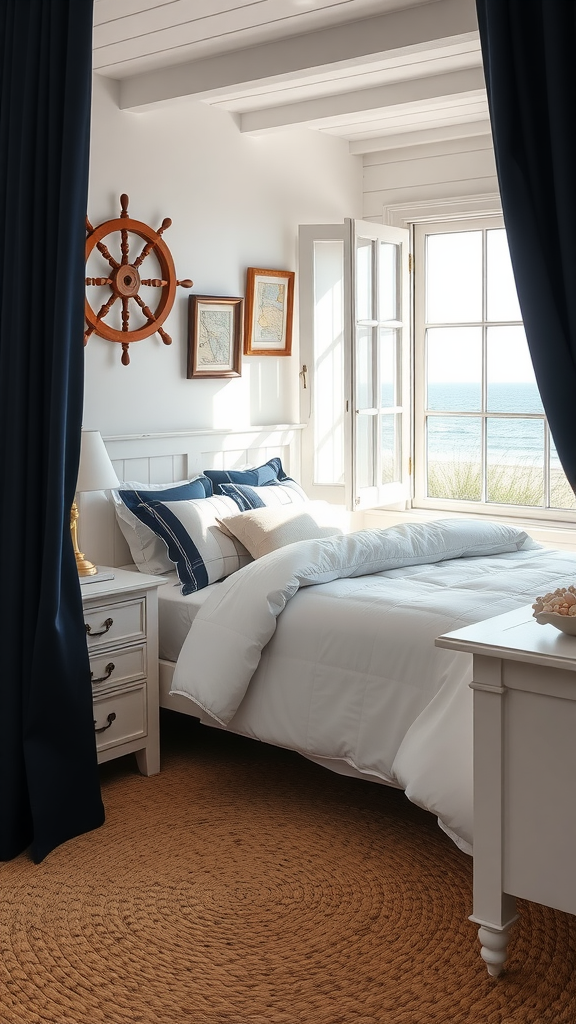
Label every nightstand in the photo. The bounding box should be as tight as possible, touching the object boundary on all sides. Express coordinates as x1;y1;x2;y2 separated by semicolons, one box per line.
81;567;165;776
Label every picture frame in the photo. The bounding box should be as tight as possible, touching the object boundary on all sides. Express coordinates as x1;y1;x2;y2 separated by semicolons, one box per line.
187;295;243;379
244;267;295;357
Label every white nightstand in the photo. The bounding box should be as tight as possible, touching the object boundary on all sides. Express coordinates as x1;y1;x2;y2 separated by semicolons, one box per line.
81;567;165;776
437;605;576;976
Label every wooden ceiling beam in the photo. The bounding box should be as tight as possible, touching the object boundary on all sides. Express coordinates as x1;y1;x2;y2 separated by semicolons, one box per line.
117;0;479;112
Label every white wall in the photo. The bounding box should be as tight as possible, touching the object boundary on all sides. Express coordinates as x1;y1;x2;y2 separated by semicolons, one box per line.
84;75;363;437
362;134;498;222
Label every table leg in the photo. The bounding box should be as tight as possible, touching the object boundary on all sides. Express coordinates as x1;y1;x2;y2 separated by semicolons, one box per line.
475;918;517;977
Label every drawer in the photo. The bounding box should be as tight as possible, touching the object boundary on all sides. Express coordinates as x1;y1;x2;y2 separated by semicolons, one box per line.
94;683;147;755
85;597;146;651
90;643;146;693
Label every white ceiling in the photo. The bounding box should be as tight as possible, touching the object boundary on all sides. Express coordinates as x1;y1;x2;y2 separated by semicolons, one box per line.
93;0;489;154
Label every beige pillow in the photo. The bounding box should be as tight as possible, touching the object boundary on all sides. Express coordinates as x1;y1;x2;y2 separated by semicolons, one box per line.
216;501;349;559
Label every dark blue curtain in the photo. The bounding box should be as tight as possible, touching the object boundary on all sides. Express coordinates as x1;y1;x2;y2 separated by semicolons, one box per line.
476;0;576;493
0;0;104;862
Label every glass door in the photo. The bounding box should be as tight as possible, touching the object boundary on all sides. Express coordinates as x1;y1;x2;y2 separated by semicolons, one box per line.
298;219;410;509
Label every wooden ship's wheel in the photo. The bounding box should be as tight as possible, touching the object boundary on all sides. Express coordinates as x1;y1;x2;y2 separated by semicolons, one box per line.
84;193;193;365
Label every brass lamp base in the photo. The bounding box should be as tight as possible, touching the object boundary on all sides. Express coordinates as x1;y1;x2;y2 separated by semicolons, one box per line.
76;553;98;577
70;500;98;576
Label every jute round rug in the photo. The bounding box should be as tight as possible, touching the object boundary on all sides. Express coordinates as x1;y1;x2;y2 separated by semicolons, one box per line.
1;710;575;1024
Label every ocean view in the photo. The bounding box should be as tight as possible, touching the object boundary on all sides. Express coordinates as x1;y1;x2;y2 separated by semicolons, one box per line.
379;380;575;507
424;382;555;467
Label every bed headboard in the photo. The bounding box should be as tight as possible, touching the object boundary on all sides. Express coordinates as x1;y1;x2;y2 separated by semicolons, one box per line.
78;424;304;569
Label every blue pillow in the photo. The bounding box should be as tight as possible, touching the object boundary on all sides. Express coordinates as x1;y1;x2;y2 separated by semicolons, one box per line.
204;457;287;494
118;477;213;507
219;479;308;512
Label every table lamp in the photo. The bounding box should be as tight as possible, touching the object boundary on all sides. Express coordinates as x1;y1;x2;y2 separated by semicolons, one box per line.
71;430;119;576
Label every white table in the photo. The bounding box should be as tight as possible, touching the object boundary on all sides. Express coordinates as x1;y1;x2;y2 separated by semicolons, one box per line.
81;567;165;776
436;605;576;976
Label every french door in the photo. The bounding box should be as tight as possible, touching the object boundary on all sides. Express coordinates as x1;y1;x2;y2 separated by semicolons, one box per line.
298;218;410;509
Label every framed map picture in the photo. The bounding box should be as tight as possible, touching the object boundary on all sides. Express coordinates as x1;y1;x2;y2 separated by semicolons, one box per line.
244;268;295;356
187;295;243;378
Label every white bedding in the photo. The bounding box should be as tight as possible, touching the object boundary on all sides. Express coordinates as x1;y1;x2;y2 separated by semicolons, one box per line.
169;520;576;853
157;572;219;662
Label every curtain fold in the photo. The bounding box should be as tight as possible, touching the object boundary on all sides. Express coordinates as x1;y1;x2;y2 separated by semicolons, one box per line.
0;0;104;862
476;0;576;492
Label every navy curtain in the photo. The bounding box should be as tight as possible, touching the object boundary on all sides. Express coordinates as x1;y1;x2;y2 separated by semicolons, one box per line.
476;0;576;493
0;0;104;862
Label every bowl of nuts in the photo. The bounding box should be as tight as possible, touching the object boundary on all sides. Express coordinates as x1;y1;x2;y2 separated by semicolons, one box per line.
532;587;576;635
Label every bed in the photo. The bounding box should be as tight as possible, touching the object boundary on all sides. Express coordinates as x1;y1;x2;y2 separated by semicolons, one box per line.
82;428;576;857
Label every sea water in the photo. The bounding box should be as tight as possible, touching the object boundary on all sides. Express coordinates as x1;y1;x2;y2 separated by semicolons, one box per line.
420;382;554;467
379;382;562;466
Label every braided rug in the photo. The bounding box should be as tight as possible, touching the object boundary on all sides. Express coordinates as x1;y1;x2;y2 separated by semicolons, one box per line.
1;710;575;1024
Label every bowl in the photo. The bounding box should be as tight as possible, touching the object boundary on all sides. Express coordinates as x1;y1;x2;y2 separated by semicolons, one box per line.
533;611;576;636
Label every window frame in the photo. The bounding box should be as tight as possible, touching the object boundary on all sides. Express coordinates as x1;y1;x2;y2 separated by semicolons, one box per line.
351;220;411;510
411;215;575;523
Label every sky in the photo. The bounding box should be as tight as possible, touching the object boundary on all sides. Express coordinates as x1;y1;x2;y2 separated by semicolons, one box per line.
425;229;534;384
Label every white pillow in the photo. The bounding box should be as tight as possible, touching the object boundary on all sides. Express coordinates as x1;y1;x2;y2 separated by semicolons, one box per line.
115;492;252;594
217;501;349;559
110;477;213;574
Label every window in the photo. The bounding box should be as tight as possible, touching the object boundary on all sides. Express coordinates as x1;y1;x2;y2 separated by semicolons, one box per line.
299;215;575;520
413;219;576;516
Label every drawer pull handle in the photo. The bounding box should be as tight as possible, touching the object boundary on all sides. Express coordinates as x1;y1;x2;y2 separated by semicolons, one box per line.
94;712;116;734
86;617;113;638
91;662;115;684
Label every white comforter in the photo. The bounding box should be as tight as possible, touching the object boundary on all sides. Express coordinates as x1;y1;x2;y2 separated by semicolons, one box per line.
170;519;576;852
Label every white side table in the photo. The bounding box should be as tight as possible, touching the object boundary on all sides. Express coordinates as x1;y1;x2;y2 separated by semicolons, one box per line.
81;567;165;776
436;605;576;976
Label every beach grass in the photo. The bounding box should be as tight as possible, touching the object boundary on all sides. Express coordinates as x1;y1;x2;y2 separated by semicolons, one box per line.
427;459;576;510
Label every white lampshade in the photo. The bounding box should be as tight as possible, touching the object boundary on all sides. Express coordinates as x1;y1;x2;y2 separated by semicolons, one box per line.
76;430;119;493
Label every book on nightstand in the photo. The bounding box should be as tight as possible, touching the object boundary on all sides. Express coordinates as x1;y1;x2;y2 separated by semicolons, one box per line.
79;571;115;585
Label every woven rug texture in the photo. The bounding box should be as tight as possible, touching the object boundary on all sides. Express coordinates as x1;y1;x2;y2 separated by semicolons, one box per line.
1;710;575;1024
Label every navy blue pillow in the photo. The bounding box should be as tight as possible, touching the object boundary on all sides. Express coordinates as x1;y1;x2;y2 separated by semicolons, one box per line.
219;479;308;512
118;477;213;510
204;457;287;494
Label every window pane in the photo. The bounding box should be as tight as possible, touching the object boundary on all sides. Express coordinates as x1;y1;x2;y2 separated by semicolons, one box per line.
380;328;396;407
356;326;372;409
416;220;568;516
426;327;482;411
356;413;374;488
356;237;373;321
487;418;544;505
379;242;397;321
487;229;522;322
426;416;482;500
550;436;576;510
426;231;482;323
486;415;544;467
313;240;345;485
487;326;543;413
381;413;400;484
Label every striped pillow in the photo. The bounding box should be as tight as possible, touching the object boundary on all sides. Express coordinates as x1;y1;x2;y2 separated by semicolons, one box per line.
119;493;251;594
218;479;308;512
112;477;213;574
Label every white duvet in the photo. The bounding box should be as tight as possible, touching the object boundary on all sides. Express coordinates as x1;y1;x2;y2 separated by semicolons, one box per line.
170;519;576;852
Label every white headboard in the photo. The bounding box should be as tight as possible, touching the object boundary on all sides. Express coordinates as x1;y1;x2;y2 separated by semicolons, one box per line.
78;424;304;569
